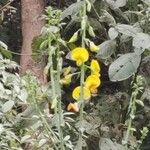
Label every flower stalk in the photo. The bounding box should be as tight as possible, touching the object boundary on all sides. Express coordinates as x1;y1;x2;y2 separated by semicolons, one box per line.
123;75;144;147
48;42;65;150
78;1;87;149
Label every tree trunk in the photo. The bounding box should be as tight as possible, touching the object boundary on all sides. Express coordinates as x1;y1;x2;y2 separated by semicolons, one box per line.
20;0;45;82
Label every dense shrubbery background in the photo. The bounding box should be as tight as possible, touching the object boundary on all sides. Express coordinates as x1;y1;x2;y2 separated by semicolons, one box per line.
0;0;150;150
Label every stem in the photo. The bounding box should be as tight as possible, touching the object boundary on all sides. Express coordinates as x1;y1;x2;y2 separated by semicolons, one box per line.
48;41;56;102
78;64;85;150
123;87;137;146
78;1;87;149
32;92;58;150
124;96;135;145
56;48;65;150
48;40;64;149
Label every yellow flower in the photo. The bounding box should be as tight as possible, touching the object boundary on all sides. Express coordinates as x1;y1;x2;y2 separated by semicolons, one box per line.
90;59;101;77
67;102;79;112
60;74;72;85
85;75;101;94
71;47;89;66
72;86;91;101
89;41;99;52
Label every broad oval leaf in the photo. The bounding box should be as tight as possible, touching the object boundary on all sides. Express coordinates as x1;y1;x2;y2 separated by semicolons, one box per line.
2;100;14;113
133;33;150;51
108;27;118;40
96;40;116;59
116;24;140;37
106;0;127;9
109;53;141;81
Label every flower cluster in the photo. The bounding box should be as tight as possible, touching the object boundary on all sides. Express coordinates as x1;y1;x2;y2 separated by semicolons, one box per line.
67;47;101;112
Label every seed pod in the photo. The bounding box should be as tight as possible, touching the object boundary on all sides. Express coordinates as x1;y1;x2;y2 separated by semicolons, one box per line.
88;26;95;37
68;31;78;43
89;41;99;52
86;0;92;12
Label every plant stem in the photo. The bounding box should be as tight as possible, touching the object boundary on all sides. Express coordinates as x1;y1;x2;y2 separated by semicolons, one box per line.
48;39;64;149
56;48;65;150
79;63;85;150
78;1;87;149
32;92;58;150
123;80;138;146
124;95;136;146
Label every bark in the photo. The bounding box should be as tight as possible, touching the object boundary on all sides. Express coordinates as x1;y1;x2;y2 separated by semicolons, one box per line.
20;0;45;82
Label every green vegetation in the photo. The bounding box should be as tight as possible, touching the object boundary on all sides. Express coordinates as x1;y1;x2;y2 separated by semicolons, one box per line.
0;0;150;150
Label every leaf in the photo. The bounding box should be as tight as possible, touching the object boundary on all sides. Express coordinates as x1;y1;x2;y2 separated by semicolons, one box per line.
108;27;119;40
0;124;4;134
38;139;47;147
100;10;116;25
61;1;83;20
96;40;116;59
109;53;141;81
64;135;70;141
32;36;47;51
133;33;150;52
106;0;127;9
135;100;144;107
0;41;8;50
99;138;125;150
21;135;31;143
142;0;150;5
0;48;12;59
116;24;140;37
141;88;150;100
2;100;14;113
18;89;28;102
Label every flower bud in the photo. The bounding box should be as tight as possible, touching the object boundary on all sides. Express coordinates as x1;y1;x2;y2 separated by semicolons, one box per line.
89;41;99;52
69;31;78;43
88;26;95;37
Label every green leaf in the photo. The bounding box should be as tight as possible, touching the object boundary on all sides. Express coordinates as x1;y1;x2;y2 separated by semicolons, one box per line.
142;0;150;6
32;36;47;52
116;24;140;37
18;89;28;102
135;100;144;107
0;41;8;50
99;138;126;150
61;1;83;20
106;0;127;9
109;53;141;81
96;40;116;59
108;27;118;40
100;10;116;25
0;48;12;59
38;139;47;147
133;33;150;52
2;100;14;113
21;135;31;143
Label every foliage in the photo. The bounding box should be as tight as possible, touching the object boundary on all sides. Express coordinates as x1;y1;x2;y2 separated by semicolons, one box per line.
0;0;150;150
0;54;27;150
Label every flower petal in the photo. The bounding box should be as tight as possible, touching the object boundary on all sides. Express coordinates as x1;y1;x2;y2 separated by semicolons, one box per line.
90;59;101;76
71;47;89;66
67;102;79;112
85;75;101;94
72;86;91;101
